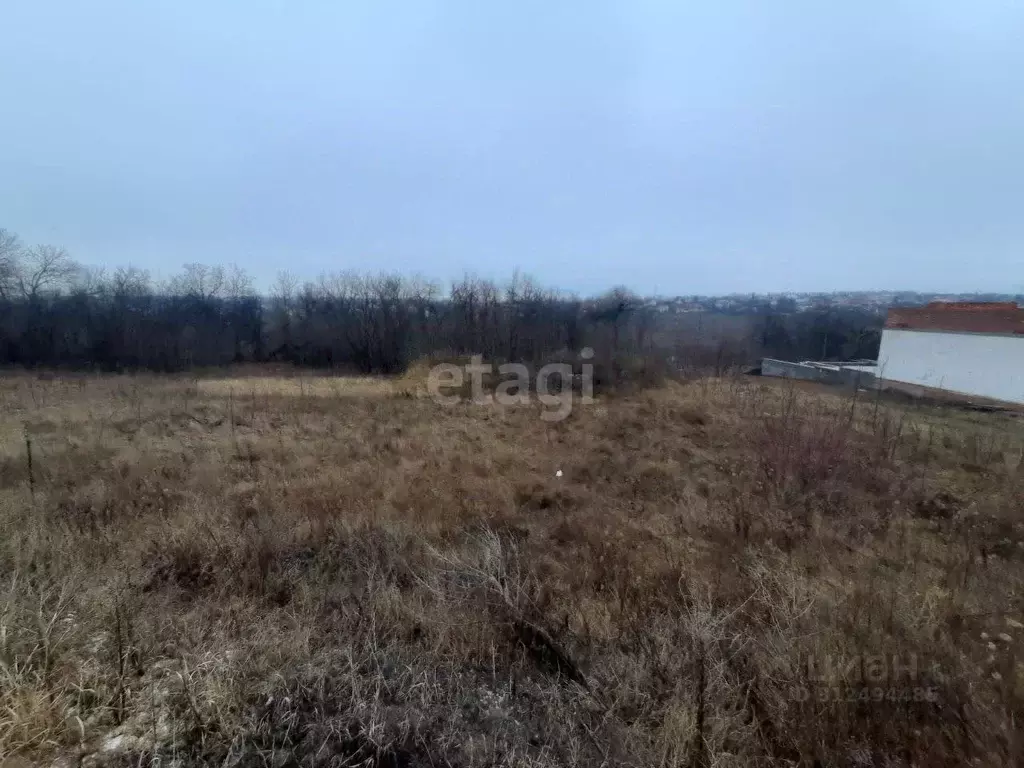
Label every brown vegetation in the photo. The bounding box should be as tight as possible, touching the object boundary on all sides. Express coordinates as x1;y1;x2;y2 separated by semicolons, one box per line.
1;371;1023;766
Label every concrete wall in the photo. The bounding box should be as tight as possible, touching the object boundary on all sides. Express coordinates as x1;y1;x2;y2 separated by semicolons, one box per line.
761;359;877;389
877;329;1024;404
762;359;824;381
835;365;877;389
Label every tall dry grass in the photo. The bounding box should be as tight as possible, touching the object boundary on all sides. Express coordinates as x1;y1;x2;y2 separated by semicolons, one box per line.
0;370;1022;766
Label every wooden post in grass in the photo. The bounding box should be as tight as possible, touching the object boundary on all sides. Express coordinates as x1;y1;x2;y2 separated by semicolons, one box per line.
229;386;236;443
25;433;35;502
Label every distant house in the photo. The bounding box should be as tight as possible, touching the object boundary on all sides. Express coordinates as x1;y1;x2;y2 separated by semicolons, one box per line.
878;302;1024;404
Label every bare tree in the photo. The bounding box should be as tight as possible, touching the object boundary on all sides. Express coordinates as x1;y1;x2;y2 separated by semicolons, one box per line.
224;264;254;299
272;271;298;302
111;266;152;299
0;228;24;299
17;244;79;298
170;263;225;300
267;271;300;358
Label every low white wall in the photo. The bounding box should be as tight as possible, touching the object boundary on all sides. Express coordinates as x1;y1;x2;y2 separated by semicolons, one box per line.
877;329;1024;404
762;359;823;381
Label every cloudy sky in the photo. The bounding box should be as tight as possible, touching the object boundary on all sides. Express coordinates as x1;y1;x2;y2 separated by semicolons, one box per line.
2;1;1022;295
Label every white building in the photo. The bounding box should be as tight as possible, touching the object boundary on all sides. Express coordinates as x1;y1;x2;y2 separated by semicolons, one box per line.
877;302;1024;405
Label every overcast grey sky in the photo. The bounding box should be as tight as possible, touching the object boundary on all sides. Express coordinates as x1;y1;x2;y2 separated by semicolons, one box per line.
2;1;1022;295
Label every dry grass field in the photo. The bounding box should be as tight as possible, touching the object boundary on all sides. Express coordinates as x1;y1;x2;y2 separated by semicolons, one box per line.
2;369;1024;766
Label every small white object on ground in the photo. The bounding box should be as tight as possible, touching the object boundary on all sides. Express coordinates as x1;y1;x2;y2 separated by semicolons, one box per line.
555;470;563;478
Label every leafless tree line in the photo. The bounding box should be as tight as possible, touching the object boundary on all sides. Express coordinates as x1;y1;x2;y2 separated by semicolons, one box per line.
0;229;659;373
0;227;883;374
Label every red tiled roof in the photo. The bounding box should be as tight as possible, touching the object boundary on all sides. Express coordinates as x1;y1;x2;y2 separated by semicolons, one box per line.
885;302;1024;335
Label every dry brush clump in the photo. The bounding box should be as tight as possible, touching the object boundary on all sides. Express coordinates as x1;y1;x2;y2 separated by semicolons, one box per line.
0;370;1023;766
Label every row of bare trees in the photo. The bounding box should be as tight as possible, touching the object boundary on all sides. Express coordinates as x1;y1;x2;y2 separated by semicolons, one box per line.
263;271;630;373
0;227;883;374
0;229;656;373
